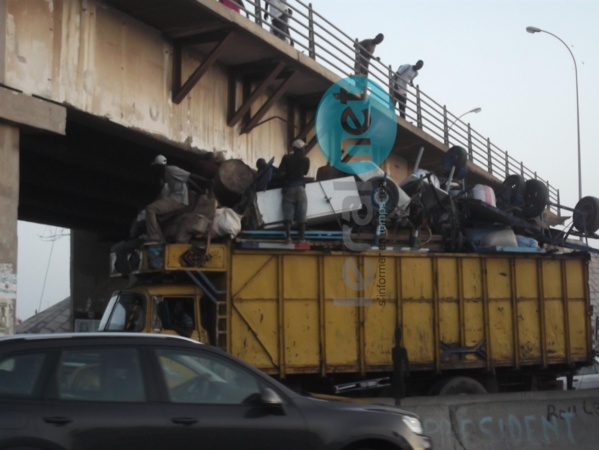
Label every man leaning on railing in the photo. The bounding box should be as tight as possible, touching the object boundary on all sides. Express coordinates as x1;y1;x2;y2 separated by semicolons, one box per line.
354;33;384;76
390;60;424;119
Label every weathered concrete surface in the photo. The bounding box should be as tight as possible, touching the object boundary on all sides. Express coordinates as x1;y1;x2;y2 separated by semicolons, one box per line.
0;123;19;335
374;390;599;449
0;86;66;134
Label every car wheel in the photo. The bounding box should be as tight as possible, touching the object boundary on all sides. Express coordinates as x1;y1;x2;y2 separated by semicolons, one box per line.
522;179;549;218
443;146;468;176
429;376;487;395
573;196;599;234
499;174;525;207
369;176;400;213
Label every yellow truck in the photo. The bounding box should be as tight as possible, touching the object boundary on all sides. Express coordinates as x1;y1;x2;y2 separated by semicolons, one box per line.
99;243;592;396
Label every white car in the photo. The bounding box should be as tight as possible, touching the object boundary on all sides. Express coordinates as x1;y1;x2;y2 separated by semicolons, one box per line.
559;356;599;390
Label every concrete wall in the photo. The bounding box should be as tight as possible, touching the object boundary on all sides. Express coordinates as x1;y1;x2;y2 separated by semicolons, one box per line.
0;124;19;335
384;390;599;450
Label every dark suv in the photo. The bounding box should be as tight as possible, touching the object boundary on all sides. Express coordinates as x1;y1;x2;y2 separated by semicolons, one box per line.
0;333;431;450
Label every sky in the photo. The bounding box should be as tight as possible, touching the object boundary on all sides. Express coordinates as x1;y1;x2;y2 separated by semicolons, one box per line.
15;0;599;321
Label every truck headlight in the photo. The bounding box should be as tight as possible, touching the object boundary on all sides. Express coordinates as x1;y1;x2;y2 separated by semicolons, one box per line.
402;416;423;435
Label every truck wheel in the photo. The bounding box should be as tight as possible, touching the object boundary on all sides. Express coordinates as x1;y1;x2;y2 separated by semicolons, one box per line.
522;179;549;218
573;196;599;234
429;376;487;395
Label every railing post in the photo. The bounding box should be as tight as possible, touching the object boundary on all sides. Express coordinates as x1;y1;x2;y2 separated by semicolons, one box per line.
520;161;524;176
308;3;315;59
354;38;359;76
487;138;492;174
557;189;561;216
254;0;262;27
443;105;449;146
388;65;395;116
416;86;422;128
505;151;509;178
467;123;473;161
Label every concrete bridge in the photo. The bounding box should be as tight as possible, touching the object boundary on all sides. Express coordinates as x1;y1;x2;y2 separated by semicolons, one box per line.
0;0;548;332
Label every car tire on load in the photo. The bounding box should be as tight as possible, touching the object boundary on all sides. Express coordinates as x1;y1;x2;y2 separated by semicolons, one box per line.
369;176;400;213
573;196;599;234
523;179;549;218
499;174;526;207
444;145;468;175
428;376;487;396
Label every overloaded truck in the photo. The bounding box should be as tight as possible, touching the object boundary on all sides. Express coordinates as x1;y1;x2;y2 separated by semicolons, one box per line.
99;240;592;396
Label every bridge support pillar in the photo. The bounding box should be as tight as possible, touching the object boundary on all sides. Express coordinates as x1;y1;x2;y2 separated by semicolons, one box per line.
71;230;128;331
0;124;19;335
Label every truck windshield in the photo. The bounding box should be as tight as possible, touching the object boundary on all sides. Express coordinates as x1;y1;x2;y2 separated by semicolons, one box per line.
99;293;145;332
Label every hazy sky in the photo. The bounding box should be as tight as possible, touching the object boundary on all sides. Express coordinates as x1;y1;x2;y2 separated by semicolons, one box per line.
16;0;599;320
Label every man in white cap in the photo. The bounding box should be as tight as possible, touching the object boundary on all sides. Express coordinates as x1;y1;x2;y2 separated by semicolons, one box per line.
145;154;191;244
279;139;310;243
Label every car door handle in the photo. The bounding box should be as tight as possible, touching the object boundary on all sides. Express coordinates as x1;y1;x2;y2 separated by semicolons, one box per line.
44;416;73;426
171;417;198;426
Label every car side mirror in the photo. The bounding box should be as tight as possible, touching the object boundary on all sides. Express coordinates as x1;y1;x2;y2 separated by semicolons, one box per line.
260;387;285;415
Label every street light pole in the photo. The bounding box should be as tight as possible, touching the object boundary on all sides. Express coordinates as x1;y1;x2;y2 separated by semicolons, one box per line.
526;26;582;200
448;107;482;132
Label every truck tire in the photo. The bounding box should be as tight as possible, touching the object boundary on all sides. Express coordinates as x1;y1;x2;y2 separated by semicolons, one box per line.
522;179;549;218
573;196;599;234
429;376;487;396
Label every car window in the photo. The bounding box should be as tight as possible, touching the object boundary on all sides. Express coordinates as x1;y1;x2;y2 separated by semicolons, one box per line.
577;362;599;376
101;293;145;332
0;352;46;397
56;348;145;402
156;349;261;405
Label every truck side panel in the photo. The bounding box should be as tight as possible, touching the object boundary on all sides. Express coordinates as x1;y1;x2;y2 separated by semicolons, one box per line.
228;251;590;377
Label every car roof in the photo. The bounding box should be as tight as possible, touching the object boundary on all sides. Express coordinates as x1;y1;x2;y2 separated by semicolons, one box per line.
0;332;203;345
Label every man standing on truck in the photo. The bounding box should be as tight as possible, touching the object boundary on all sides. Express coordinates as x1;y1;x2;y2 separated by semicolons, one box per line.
279;139;310;244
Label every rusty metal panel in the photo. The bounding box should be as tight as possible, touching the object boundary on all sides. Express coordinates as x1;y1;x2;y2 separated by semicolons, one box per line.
282;255;320;369
227;250;591;377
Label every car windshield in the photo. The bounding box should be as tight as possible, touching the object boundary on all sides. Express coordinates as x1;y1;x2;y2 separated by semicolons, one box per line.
99;293;145;332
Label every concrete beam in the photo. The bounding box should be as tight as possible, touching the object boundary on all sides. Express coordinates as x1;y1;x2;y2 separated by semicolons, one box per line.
0;87;66;135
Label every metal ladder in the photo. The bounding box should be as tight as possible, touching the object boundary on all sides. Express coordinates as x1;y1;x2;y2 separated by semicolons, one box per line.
186;271;228;351
215;300;227;351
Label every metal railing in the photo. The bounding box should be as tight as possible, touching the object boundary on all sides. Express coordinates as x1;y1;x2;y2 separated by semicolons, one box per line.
228;0;560;211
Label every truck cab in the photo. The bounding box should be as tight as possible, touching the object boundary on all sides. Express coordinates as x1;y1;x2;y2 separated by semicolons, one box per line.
99;284;211;344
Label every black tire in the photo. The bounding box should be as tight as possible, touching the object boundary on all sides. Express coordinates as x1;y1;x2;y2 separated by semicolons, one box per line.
368;176;400;213
522;179;549;218
573;196;599;234
499;174;526;207
429;376;487;396
442;146;468;177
